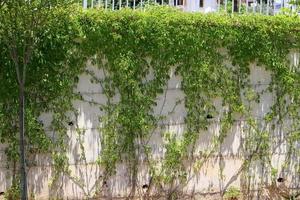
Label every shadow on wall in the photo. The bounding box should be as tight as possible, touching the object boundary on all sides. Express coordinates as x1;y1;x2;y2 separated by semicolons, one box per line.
2;54;300;199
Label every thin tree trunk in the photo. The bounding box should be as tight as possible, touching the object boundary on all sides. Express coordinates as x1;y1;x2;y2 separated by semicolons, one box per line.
19;82;28;200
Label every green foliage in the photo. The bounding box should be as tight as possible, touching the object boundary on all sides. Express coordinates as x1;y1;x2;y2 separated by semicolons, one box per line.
219;1;247;13
161;132;186;183
224;186;241;200
1;4;300;198
290;0;300;6
0;0;84;196
4;183;20;200
79;7;300;197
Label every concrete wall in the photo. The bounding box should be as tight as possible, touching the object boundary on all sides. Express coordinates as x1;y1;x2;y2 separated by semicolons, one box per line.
0;51;299;199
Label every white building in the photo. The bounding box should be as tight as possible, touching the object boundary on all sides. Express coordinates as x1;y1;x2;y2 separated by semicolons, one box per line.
170;0;296;13
171;0;218;12
82;0;298;14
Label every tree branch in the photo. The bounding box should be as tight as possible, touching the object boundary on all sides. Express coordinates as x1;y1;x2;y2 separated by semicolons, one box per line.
8;44;21;85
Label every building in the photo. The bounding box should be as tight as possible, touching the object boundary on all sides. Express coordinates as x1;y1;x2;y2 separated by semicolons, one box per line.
82;0;297;14
172;0;218;12
171;0;296;13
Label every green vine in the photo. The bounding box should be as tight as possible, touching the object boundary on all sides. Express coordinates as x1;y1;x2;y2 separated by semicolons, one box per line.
1;4;300;199
80;7;300;199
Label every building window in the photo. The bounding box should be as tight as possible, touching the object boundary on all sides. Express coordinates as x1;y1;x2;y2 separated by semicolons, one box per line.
174;0;184;6
199;0;203;8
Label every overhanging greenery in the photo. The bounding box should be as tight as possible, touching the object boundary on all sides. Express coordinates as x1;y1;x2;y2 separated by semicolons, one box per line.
1;5;300;199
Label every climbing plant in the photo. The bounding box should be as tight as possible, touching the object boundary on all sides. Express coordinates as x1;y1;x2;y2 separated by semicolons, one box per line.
1;4;300;199
79;7;300;199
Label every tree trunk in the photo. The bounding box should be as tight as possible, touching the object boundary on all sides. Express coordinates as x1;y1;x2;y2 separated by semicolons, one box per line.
19;82;28;200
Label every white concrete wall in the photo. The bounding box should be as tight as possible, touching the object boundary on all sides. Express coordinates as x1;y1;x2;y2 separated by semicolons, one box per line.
0;52;299;199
